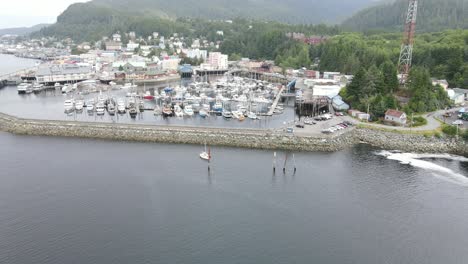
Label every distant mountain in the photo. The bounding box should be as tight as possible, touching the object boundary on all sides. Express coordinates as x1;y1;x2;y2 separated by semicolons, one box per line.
342;0;468;32
0;24;50;36
82;0;380;24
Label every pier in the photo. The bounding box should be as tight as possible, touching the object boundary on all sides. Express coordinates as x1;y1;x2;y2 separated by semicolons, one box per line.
266;87;285;116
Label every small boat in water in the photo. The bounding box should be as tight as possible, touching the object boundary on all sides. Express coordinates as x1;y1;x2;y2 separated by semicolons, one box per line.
222;111;232;119
32;83;44;93
162;105;173;117
75;100;84;112
129;104;138;118
184;105;194;117
199;109;208;118
17;82;32;94
117;99;126;114
143;91;154;100
247;112;258;120
174;105;184;117
96;102;105;115
64;99;75;112
200;144;211;161
107;102;116;115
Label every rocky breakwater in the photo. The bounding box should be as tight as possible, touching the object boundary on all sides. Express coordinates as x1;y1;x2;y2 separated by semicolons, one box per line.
0;112;356;152
354;128;468;156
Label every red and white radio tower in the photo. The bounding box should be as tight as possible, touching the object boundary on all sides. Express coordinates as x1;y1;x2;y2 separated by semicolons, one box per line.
398;0;418;84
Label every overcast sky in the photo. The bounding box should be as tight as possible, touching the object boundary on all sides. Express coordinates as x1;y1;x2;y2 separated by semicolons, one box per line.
0;0;90;28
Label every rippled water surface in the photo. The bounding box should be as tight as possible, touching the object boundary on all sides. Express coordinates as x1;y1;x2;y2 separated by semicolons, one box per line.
0;132;467;264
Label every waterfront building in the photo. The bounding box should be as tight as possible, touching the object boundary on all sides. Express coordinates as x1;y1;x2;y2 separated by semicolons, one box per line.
35;64;93;84
161;58;181;71
385;109;407;126
207;52;228;70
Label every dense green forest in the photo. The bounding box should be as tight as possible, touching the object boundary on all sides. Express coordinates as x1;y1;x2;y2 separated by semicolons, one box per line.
90;0;377;24
35;3;341;43
312;30;468;88
343;0;468;33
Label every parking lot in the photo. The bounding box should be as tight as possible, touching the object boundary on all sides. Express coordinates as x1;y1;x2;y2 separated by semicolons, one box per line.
284;113;355;137
436;110;467;129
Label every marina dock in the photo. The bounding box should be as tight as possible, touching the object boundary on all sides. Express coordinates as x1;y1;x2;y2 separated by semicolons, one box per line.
266;87;285;116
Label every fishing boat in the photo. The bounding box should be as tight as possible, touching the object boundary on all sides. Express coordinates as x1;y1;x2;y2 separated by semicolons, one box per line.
199;143;211;161
17;82;31;94
162;105;173;117
184;105;194;116
117;99;126;113
247;111;258;120
32;83;44;93
86;101;94;112
107;102;116;115
222;110;232;119
129;104;138;118
143;91;154;100
213;102;223;115
64;99;75;112
199;109;208;118
96;102;105;115
174;105;184;117
75;100;84;112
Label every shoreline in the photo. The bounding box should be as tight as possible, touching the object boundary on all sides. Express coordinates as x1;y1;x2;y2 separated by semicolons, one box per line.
0;112;466;155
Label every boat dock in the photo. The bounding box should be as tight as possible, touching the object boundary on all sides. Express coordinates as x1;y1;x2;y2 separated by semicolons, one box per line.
266;87;285;116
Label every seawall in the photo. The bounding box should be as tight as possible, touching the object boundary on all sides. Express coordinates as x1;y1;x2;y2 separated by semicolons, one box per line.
0;112;466;155
0;112;355;152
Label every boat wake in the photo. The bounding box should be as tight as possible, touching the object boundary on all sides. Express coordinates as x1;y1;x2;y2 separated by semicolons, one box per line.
375;150;468;186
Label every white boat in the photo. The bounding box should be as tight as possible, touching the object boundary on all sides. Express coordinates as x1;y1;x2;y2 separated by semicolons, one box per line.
64;99;75;112
222;111;233;119
96;102;105;115
200;143;211;161
174;105;184;117
117;99;126;113
199;109;208;118
54;82;61;88
17;83;31;94
107;102;116;115
184;105;194;116
75;100;84;111
86;102;95;112
62;84;71;94
247;112;258;119
32;83;44;93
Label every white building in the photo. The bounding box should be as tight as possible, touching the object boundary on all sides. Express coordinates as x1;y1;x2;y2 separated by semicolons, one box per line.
184;49;207;61
207;52;228;70
161;58;181;71
35;64;93;84
126;42;139;52
385;109;407;126
112;33;121;42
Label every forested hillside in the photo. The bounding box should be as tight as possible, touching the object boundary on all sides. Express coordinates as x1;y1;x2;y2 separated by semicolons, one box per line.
343;0;468;32
91;0;378;24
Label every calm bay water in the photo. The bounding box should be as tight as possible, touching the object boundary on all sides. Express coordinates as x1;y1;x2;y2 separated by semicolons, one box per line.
0;53;38;76
0;133;467;264
1;54;468;264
